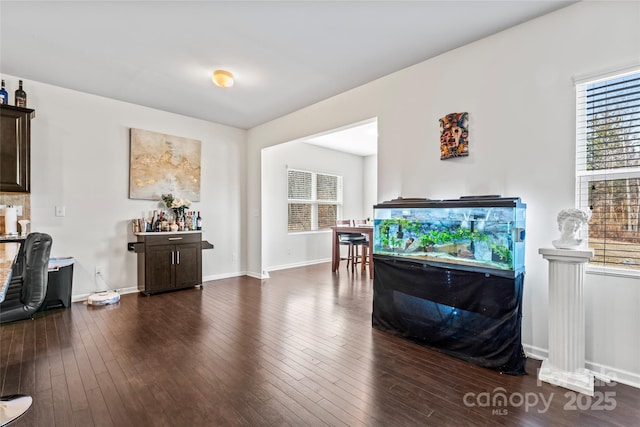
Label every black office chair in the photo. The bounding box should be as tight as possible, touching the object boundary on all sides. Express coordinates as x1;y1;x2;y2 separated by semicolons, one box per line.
0;232;52;324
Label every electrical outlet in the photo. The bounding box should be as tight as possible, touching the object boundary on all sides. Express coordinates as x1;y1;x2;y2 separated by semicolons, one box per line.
15;205;23;216
95;266;103;276
232;253;238;261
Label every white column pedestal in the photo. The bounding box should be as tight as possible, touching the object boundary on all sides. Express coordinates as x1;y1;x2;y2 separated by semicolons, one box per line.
538;248;594;396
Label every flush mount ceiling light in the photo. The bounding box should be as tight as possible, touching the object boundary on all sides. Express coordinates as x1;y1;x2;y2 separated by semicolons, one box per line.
212;70;234;88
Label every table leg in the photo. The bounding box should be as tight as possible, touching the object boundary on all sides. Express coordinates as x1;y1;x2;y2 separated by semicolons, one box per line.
331;230;338;272
368;231;374;279
361;245;367;274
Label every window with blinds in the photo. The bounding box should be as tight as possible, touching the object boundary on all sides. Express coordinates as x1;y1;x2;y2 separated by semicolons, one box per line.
287;169;342;232
576;69;640;273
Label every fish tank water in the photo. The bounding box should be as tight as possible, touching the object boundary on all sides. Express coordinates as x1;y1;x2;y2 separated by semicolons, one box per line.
373;196;526;275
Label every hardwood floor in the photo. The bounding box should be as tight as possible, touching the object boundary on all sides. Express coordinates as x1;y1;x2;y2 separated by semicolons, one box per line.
1;262;638;426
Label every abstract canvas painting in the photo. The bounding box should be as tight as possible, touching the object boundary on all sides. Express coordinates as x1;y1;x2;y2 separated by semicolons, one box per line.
439;112;469;160
129;128;201;201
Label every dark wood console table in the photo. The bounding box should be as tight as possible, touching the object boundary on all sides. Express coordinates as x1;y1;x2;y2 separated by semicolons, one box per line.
128;231;213;295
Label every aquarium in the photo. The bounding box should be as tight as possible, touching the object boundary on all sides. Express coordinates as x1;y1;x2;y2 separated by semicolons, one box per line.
373;196;526;275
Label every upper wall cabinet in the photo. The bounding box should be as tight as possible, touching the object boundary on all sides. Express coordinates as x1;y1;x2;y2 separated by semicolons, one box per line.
0;104;35;193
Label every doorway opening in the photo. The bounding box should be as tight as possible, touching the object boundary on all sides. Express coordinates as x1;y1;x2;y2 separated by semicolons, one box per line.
261;118;378;273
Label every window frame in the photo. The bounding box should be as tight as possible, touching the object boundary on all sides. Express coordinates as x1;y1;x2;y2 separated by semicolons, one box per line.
575;68;640;278
287;168;343;233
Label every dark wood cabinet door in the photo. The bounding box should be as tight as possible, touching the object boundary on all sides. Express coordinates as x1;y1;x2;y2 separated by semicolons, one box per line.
134;232;210;295
174;242;201;288
0;105;34;192
146;244;175;292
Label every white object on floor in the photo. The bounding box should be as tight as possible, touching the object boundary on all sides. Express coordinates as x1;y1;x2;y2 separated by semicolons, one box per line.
87;291;120;306
0;394;33;426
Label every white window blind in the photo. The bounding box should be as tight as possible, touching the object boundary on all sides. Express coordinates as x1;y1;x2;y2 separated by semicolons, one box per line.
287;169;342;232
576;69;640;273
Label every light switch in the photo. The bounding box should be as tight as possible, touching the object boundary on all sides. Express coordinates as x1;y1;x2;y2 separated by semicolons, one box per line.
55;206;65;217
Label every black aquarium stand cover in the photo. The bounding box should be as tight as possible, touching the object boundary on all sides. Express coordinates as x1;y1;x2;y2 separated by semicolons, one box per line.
372;256;526;375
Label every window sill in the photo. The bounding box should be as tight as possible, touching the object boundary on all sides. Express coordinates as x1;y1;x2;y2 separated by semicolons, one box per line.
586;265;640;279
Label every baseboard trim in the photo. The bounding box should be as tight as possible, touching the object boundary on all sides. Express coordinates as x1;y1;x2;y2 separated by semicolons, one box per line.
203;271;247;282
246;271;270;279
267;258;330;272
523;344;548;360
523;344;640;389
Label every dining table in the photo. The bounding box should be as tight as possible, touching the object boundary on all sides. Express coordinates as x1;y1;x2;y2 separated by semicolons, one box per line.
330;224;374;279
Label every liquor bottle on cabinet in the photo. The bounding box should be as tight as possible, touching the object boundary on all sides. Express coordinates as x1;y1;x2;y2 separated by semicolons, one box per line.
196;211;202;230
0;80;8;104
14;80;27;107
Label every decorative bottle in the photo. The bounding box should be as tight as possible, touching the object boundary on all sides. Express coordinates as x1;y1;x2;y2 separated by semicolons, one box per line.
185;211;193;231
0;80;8;104
14;80;27;107
196;211;202;230
151;210;158;231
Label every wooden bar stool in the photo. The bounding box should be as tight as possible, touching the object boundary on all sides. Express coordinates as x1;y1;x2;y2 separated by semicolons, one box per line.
336;220;367;273
353;219;370;274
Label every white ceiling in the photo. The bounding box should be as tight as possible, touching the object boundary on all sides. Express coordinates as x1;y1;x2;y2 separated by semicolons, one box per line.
302;120;379;156
0;0;574;134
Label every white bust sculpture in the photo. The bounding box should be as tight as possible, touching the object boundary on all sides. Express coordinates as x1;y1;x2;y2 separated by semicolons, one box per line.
552;208;590;249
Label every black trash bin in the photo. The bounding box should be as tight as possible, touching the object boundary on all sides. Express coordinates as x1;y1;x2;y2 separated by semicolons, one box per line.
42;257;74;311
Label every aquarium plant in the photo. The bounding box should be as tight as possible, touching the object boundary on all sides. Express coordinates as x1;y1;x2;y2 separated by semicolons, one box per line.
419;232;438;250
379;219;394;248
390;236;403;251
416;228;488;251
490;243;512;266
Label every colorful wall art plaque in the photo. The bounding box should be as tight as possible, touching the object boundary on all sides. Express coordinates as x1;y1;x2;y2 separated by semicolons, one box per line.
440;112;469;160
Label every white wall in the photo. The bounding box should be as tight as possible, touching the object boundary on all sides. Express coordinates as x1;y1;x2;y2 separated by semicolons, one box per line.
2;76;248;298
363;154;377;219
262;141;367;270
247;1;640;386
